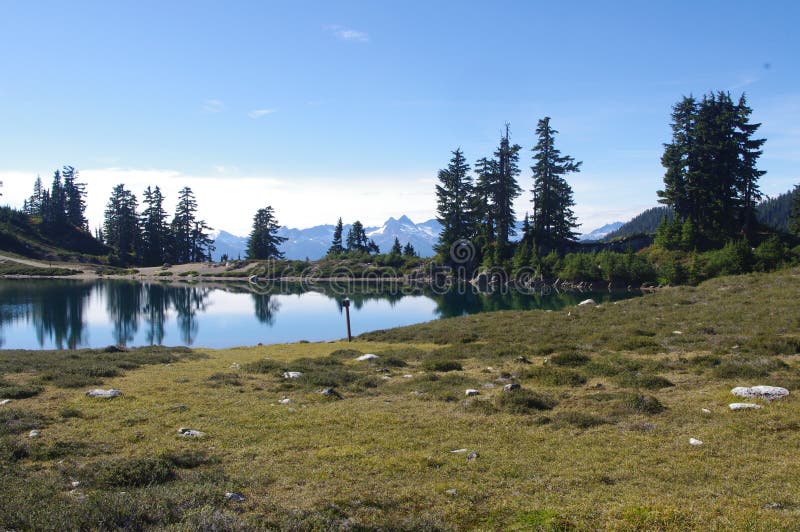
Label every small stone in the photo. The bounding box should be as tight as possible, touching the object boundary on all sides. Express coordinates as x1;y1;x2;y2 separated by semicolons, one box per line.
701;408;711;413
0;399;11;405
467;452;478;461
445;489;457;496
731;385;789;401
278;397;291;404
465;389;479;397
729;403;763;411
230;363;241;370
450;448;468;453
765;502;783;510
283;371;303;379
689;438;703;446
29;430;40;438
177;427;205;438
503;383;521;392
225;492;246;502
672;330;683;335
515;356;530;364
483;383;495;389
85;388;122;398
381;375;391;380
578;299;597;306
376;368;390;373
403;374;414;378
70;481;80;488
355;354;379;361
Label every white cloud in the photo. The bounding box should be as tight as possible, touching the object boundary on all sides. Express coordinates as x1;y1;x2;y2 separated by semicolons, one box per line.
328;25;369;42
201;99;225;113
248;109;276;119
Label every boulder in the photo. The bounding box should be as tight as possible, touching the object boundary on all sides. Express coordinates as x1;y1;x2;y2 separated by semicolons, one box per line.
578;299;597;306
503;383;521;392
729;403;763;411
355;354;379;361
731;385;789;401
29;430;40;438
319;387;343;399
0;399;11;406
283;371;303;379
465;389;479;397
689;438;703;446
85;389;122;398
467;452;478;461
225;492;246;502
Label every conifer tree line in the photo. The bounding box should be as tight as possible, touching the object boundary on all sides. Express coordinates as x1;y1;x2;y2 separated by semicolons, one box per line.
22;167;89;230
435;118;581;271
325;217;417;258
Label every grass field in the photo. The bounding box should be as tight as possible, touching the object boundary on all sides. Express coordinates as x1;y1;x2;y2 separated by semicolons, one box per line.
1;268;800;529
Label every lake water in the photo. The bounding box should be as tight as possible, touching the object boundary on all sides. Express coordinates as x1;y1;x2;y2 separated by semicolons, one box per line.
0;279;641;350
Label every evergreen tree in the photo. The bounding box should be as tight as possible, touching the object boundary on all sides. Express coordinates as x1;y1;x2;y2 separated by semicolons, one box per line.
434;148;473;260
170;187;214;263
512;213;534;271
791;184;800;236
45;170;67;225
658;92;766;246
491;124;522;256
390;237;402;256
346;220;368;253
61;166;88;229
469;157;497;261
328;217;344;255
190;220;215;262
367;239;380;255
103;184;140;263
140;186;170;265
402;242;417;257
247;206;287;259
27;175;44;216
530;117;581;251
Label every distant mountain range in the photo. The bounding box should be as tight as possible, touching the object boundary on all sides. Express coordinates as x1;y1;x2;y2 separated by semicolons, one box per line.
210;216;630;261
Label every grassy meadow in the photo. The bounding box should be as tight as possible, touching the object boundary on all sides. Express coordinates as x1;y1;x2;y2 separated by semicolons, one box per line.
2;268;800;529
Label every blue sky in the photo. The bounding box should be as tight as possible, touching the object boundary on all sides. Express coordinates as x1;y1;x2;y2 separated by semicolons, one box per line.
1;0;798;235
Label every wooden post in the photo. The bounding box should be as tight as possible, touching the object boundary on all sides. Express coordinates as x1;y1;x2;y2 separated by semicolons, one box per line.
343;298;352;342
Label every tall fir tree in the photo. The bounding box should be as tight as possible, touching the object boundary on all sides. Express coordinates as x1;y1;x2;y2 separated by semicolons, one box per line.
402;241;417;257
790;184;800;236
390;237;402;256
103;184;140;263
247;206;287;259
328;217;344;255
530;117;581;251
61;166;88;229
140;186;170;265
346;220;368;252
434;148;473;261
491;124;522;257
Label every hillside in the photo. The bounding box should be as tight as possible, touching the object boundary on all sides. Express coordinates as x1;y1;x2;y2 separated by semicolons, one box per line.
757;189;794;232
2;267;800;528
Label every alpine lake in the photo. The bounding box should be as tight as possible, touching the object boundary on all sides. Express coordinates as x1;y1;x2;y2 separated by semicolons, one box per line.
0;278;642;350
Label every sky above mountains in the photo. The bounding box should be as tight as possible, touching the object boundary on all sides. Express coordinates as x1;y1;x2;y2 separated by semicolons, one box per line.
1;1;798;235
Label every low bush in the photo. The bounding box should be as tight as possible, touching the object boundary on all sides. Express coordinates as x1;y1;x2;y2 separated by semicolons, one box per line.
549;352;591;367
495;388;558;413
93;457;176;488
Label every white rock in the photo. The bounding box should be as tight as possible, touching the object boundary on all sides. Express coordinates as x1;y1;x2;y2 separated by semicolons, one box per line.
465;389;479;397
278;398;291;404
450;448;468;453
445;488;457;496
71;481;80;488
503;383;521;392
85;388;122;398
355;354;379;361
729;403;763;411
230;363;241;370
403;374;414;378
689;438;703;446
731;385;789;401
283;371;303;379
672;331;683;335
578;299;597;306
701;408;711;414
0;399;11;405
177;427;205;437
29;430;40;438
225;492;246;502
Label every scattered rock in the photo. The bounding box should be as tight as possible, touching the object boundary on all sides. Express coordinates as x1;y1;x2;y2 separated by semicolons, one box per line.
29;430;40;438
467;452;478;461
230;363;241;370
225;492;246;502
283;371;303;379
171;404;188;411
85;388;122;398
689;438;703;446
320;388;343;399
0;399;12;405
278;397;291;404
765;502;783;510
503;383;521;392
376;368;390;373
410;390;424;396
672;330;683;335
731;385;789;401
729;403;763;411
578;299;597;306
450;448;468;453
701;408;711;414
70;480;80;488
465;389;479;397
177;427;205;438
515;356;530;364
445;489;457;496
403;374;414;379
483;383;495;389
355;354;379;361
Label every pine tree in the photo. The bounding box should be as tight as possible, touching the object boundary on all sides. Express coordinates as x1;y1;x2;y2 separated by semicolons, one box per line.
61;166;88;229
530;117;581;251
103;184;140;263
390;237;402;256
434;148;473;260
402;242;417;257
346;220;368;253
140;186;170;265
247;206;287;259
491;124;522;256
512;213;534;271
45;170;67;226
27;175;44;216
328;217;344;255
169;187;215;263
790;184;800;236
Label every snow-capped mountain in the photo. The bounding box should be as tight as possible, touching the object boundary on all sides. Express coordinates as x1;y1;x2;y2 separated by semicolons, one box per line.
210;216;442;261
578;222;624;242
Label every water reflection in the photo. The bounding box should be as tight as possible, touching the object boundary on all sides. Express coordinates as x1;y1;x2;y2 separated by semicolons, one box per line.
0;279;640;350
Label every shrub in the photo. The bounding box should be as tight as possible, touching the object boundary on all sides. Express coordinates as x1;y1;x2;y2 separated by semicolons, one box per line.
93;457;175;487
523;366;587;387
421;360;463;372
620;394;665;414
615;373;674;390
553;411;609;428
549;352;591;367
495;389;557;413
